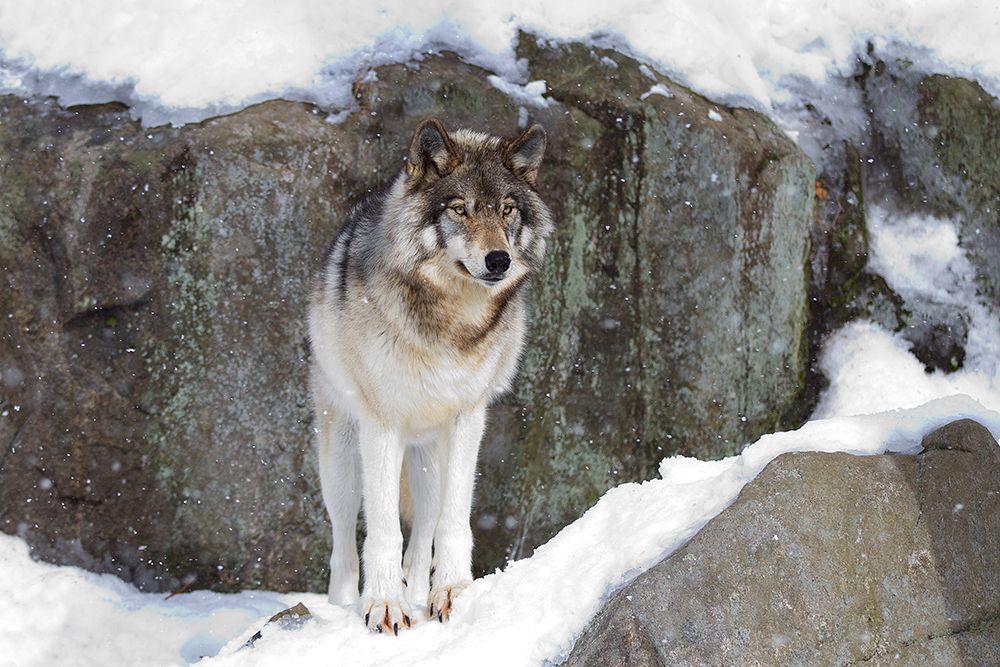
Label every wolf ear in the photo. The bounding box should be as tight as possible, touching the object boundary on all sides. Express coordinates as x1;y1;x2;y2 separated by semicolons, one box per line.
406;118;462;183
505;124;547;186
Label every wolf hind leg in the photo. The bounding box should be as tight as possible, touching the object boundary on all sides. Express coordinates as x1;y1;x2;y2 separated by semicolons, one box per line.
402;440;441;609
315;393;362;606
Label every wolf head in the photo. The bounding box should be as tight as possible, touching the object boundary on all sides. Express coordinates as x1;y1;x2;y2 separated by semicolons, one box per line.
397;119;553;288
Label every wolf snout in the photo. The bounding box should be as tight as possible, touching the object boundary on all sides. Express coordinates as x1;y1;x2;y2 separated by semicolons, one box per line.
484;250;511;274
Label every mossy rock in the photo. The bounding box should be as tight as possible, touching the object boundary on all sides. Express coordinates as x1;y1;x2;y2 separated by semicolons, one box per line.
0;36;815;591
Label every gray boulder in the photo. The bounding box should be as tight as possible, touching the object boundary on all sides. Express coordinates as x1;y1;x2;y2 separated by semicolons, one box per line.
566;419;1000;666
0;36;815;591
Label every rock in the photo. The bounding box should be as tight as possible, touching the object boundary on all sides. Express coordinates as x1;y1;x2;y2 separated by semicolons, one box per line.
566;419;1000;666
243;602;312;648
864;66;1000;373
810;142;906;340
0;36;815;591
802;52;1000;376
480;35;813;564
865;67;1000;307
0;97;349;593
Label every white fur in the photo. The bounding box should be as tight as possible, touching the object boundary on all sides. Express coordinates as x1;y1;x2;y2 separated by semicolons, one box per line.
308;181;527;632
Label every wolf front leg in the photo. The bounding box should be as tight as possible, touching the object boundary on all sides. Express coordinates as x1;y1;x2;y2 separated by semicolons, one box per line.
402;441;441;608
315;407;362;606
429;403;487;621
358;418;414;634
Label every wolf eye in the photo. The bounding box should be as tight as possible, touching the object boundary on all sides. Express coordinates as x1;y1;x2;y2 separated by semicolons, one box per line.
502;204;515;216
450;204;467;216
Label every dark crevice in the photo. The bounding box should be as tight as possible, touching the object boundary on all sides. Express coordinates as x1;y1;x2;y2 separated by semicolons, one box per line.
62;298;151;331
0;412;30;472
843;609;1000;666
54;493;104;508
627;120;649;473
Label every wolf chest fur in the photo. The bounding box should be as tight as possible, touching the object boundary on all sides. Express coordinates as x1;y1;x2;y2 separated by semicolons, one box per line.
308;118;553;633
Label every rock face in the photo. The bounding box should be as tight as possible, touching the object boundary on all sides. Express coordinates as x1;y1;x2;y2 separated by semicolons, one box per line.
0;36;814;591
566;419;1000;666
481;37;813;564
808;54;1000;374
865;68;1000;306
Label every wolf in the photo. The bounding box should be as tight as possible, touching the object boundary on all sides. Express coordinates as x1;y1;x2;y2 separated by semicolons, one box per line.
308;118;552;634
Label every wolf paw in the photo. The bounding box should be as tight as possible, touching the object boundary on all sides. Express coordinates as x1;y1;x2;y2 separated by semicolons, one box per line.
363;597;414;635
428;581;470;622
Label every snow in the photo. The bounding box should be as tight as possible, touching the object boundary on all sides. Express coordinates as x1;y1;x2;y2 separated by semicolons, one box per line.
639;83;674;100
3;397;997;667
3;1;1000;124
0;535;293;665
485;76;552;108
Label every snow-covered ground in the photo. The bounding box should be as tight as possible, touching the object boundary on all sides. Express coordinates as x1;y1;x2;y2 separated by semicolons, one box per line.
3;2;1000;666
2;395;998;667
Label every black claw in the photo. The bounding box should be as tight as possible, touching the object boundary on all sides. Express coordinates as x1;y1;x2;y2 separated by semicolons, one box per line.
404;615;411;628
376;625;382;634
364;612;370;626
402;577;408;587
438;611;443;622
393;622;399;636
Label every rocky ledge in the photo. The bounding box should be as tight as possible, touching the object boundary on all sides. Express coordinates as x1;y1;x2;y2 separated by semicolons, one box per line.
567;419;1000;666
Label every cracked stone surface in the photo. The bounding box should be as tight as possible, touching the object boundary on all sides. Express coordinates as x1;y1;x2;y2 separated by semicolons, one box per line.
0;36;813;591
566;419;1000;666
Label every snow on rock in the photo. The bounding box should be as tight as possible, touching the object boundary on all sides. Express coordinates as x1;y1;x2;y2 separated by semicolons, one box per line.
4;2;1000;124
3;397;997;666
485;76;552;108
639;83;674;100
815;207;1000;418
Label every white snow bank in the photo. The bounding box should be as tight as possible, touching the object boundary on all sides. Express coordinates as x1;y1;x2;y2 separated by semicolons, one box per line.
0;536;293;665
815;208;1000;418
3;1;1000;124
3;396;997;667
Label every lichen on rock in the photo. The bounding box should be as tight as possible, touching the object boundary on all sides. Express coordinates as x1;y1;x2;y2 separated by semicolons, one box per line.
0;36;816;590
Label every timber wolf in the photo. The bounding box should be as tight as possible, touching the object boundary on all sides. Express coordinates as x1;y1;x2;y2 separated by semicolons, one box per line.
308;118;552;634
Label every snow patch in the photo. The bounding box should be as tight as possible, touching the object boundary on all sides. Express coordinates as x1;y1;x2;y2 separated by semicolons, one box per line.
4;2;1000;124
485;75;552;108
0;536;292;665
3;398;997;666
640;83;674;100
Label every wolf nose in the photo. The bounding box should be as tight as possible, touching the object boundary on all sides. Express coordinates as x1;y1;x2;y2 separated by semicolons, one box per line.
485;250;511;274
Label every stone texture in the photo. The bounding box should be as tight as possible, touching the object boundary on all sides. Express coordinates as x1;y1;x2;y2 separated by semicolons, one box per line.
566;419;1000;667
481;36;813;563
809;55;1000;375
865;68;1000;307
0;36;815;591
0;98;346;592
